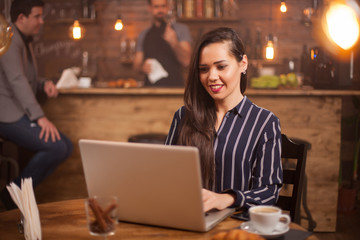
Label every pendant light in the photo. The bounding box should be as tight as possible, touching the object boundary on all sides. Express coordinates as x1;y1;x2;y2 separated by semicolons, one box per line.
266;0;276;60
69;19;85;40
265;34;275;60
280;0;287;13
114;15;124;31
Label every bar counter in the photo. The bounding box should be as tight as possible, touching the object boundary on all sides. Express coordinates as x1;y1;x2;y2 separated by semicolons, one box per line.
41;87;360;232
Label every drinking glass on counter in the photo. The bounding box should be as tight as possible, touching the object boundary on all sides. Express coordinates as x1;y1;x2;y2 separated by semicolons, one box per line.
84;196;118;240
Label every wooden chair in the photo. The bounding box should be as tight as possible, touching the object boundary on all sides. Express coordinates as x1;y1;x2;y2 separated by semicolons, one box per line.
276;134;307;224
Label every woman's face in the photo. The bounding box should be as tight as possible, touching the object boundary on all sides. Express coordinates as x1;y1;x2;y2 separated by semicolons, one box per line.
199;41;247;106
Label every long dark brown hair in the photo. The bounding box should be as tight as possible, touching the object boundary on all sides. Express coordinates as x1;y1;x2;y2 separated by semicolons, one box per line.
177;27;247;190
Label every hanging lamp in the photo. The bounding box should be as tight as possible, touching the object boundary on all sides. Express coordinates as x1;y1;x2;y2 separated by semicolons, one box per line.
280;0;287;13
114;15;124;31
69;19;85;40
265;34;275;60
266;0;276;60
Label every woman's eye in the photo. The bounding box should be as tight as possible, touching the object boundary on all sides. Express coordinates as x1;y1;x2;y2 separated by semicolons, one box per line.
217;65;226;70
199;67;208;73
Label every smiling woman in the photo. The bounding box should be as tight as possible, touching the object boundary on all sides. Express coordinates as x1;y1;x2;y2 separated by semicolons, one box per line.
199;41;247;116
166;27;282;213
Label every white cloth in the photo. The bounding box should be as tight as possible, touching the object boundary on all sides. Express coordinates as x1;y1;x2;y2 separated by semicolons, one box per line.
56;67;80;89
147;59;168;84
7;178;42;240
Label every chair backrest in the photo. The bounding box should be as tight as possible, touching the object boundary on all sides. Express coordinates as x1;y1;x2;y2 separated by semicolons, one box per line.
276;134;307;224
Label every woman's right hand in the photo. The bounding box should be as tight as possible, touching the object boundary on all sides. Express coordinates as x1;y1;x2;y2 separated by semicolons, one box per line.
202;189;235;212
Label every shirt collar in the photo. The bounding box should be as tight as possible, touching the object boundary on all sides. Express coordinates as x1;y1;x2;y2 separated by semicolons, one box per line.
230;95;252;118
14;24;33;45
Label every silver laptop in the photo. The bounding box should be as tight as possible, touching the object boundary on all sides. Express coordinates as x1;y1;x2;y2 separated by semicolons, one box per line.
79;139;234;232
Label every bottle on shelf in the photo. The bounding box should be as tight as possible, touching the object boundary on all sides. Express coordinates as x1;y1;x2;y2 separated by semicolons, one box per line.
300;44;309;74
82;51;89;77
79;51;92;88
222;0;231;17
254;29;262;60
222;0;238;18
204;0;214;18
184;0;195;18
176;0;183;18
300;44;312;86
243;28;252;58
82;0;89;18
195;0;203;18
214;0;222;18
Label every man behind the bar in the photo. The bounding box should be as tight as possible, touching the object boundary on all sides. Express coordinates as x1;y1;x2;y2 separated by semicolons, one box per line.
0;0;73;210
133;0;192;87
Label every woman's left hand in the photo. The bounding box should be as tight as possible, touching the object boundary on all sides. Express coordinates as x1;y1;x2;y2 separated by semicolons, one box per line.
202;189;235;212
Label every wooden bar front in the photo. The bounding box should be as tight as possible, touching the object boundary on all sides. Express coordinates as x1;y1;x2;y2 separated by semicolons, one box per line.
41;88;360;232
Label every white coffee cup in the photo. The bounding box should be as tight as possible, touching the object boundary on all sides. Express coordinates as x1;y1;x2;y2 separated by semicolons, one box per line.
249;205;291;234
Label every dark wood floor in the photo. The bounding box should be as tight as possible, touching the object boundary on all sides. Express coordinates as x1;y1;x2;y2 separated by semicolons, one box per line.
313;204;360;240
1;155;360;239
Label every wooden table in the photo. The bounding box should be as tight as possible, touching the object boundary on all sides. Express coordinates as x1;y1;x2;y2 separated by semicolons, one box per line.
0;199;318;239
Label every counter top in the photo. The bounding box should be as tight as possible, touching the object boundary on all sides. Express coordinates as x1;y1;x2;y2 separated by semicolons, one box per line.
58;87;360;96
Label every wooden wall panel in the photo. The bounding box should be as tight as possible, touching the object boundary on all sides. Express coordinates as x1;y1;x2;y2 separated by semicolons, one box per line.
37;0;318;80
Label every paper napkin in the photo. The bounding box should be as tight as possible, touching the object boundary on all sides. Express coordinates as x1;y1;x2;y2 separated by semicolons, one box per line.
7;178;42;240
147;58;168;84
56;67;80;89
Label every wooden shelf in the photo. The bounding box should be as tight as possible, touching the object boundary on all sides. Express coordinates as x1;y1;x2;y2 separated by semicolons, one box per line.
249;59;283;65
177;17;240;23
46;18;97;24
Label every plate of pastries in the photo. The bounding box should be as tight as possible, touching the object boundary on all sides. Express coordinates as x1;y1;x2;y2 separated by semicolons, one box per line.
211;229;265;240
106;78;138;88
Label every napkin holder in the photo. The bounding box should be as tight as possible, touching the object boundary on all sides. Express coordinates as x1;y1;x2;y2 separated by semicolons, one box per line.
7;178;42;240
56;67;81;89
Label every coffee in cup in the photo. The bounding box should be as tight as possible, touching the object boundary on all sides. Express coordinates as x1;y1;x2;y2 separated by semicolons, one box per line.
249;205;290;234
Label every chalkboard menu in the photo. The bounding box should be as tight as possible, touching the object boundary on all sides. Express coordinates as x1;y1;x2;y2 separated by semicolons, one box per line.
35;0;97;81
33;38;82;81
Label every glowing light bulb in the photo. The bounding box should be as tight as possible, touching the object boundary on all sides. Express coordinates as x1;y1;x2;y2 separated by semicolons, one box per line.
114;19;123;31
325;3;360;50
266;40;274;60
70;20;85;40
280;1;287;13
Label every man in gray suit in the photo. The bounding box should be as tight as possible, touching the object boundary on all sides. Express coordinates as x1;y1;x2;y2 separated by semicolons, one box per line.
0;0;73;210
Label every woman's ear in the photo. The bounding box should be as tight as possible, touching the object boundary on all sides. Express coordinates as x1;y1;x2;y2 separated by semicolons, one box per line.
241;54;248;73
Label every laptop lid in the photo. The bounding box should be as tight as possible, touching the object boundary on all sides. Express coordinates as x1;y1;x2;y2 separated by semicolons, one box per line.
79;139;233;232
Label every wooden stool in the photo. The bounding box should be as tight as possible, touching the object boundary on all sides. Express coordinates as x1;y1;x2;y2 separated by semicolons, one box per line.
128;133;167;144
0;137;19;187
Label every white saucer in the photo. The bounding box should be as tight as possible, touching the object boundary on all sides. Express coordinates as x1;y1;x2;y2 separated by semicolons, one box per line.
240;221;289;239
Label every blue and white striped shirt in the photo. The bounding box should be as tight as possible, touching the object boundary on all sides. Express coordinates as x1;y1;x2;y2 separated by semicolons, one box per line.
165;96;283;209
